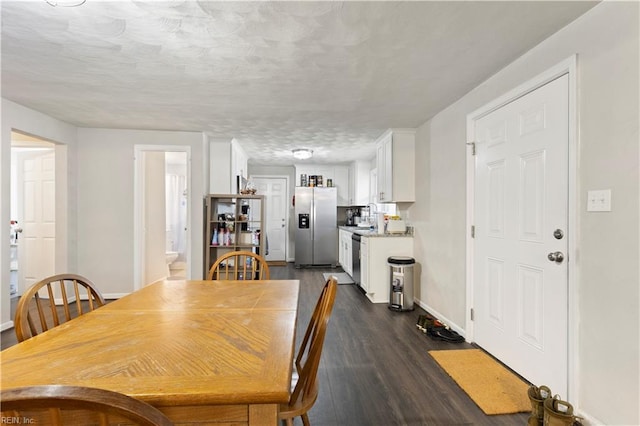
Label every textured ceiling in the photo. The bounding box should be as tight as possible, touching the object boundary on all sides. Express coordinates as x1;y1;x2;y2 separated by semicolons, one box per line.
1;1;598;165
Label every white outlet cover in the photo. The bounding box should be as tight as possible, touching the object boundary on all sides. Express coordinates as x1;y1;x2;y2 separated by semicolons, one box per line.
587;189;612;212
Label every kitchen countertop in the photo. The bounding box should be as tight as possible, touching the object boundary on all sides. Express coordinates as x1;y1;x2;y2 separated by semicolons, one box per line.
338;225;413;238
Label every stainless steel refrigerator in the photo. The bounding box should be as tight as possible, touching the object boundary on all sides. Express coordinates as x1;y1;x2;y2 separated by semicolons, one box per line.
294;187;337;267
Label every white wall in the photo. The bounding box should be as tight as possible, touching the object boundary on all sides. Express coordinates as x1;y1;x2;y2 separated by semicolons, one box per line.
410;2;639;424
1;103;209;321
0;99;78;330
75;128;205;295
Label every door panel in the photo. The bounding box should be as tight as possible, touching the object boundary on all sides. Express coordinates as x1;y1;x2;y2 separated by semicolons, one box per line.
519;151;545;242
517;264;544;348
253;177;287;262
487;160;505;238
486;258;504;328
474;74;569;395
19;150;56;292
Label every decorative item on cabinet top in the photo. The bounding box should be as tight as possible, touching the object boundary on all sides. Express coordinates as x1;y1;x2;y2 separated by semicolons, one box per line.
300;174;327;187
240;179;257;194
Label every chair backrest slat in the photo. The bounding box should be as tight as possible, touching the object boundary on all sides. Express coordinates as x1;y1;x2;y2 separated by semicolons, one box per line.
208;251;270;281
26;312;38;337
14;274;106;343
87;285;95;311
73;279;84;316
59;280;72;322
45;283;61;327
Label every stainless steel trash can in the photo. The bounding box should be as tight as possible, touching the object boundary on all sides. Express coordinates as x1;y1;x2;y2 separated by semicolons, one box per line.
388;256;415;311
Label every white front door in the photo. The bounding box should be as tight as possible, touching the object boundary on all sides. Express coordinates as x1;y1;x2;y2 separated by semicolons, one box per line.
17;150;56;293
252;177;287;262
473;74;569;395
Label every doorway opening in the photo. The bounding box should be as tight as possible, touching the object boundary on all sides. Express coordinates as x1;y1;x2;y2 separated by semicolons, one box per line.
10;131;57;297
249;175;290;263
164;152;188;279
133;145;191;290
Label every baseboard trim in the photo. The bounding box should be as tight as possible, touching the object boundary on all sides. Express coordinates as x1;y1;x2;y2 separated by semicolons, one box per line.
1;320;14;332
414;298;466;339
575;409;605;426
103;293;129;300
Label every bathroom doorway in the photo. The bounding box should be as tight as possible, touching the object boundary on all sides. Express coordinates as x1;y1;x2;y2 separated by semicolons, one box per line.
133;145;191;289
164;152;188;279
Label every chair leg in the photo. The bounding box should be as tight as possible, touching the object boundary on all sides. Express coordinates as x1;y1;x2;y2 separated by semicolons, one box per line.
283;418;294;426
302;413;311;426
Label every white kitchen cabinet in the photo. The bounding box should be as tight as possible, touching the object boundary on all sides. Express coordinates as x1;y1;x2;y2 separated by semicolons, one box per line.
295;164;349;205
338;229;346;269
360;236;369;292
209;139;248;193
231;140;248;184
375;129;416;202
295;164;333;186
338;229;353;276
360;236;413;303
348;160;371;206
333;165;350;206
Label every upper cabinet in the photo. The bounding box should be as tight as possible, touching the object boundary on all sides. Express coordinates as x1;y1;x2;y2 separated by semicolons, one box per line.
295;162;372;206
349;160;371;206
295;164;350;206
231;140;248;184
209;138;247;194
375;129;416;203
333;166;350;206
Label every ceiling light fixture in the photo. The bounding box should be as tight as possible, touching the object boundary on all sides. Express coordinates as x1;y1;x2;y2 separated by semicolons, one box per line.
45;0;86;7
292;149;313;160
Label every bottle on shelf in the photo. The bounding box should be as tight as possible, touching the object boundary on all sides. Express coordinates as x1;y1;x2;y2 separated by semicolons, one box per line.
211;228;219;246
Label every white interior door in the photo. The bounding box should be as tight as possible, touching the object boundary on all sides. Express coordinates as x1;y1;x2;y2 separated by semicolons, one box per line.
252;177;287;262
143;151;167;285
17;150;56;293
473;74;569;395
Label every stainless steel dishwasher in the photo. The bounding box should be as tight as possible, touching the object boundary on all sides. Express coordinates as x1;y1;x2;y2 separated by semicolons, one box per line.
351;233;361;286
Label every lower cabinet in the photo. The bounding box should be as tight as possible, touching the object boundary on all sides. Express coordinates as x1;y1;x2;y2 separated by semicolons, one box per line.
338;229;353;276
360;236;413;303
360;237;369;292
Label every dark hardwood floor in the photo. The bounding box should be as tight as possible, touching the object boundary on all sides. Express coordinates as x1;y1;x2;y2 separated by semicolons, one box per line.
1;298;19;350
270;264;528;426
1;265;529;425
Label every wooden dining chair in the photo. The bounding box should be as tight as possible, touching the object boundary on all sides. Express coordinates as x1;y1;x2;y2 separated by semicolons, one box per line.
0;385;174;426
14;273;106;343
207;250;270;280
279;277;338;426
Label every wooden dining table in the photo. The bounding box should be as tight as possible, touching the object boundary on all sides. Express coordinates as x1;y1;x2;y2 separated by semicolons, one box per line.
0;279;300;426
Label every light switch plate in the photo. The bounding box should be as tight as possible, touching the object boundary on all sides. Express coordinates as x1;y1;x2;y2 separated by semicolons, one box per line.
587;189;611;212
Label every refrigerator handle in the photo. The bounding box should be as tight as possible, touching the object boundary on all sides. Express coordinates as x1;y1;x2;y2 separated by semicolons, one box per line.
311;194;315;240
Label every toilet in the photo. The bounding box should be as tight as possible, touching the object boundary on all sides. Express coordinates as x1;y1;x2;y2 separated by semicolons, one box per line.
166;231;179;277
